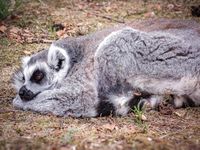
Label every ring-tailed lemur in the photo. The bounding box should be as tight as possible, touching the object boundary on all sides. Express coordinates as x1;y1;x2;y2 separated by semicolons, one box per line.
12;19;200;117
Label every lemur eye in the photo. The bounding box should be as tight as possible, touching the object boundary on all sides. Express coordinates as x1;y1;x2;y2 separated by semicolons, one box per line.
31;70;45;83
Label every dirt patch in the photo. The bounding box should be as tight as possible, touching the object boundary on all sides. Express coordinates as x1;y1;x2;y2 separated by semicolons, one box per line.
0;0;200;149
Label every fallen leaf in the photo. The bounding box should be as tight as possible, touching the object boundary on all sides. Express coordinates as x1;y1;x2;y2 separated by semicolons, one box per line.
174;109;187;117
144;11;156;18
147;137;152;141
141;114;147;121
167;4;174;10
102;123;116;131
23;50;32;55
0;25;7;33
10;26;21;34
155;4;162;11
56;29;66;37
120;125;136;134
133;92;141;96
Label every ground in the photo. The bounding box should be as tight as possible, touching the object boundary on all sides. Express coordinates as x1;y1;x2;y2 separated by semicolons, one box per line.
0;0;200;150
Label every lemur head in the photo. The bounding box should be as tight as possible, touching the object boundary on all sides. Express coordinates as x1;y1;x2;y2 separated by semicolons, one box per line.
12;44;70;101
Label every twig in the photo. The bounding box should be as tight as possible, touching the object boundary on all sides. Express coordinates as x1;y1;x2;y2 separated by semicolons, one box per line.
92;12;125;23
36;38;54;43
26;38;54;44
100;15;125;23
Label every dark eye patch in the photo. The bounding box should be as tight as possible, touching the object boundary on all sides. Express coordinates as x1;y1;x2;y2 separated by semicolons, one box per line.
31;69;45;83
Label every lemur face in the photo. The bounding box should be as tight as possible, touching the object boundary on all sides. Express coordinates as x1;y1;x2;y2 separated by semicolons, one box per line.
12;44;70;101
17;60;52;101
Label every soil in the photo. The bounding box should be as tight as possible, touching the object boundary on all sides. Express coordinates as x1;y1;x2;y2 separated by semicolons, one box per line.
0;0;200;150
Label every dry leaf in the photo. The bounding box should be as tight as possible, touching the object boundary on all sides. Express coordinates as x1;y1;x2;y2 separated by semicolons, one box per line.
10;26;21;34
133;92;141;96
0;25;7;33
174;109;186;117
155;4;162;11
144;12;156;18
23;50;32;55
141;114;147;121
167;4;174;10
102;123;116;131
121;125;136;134
56;29;66;37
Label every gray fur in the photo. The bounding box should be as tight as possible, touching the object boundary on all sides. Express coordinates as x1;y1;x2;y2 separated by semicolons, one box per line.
12;19;200;117
27;50;48;66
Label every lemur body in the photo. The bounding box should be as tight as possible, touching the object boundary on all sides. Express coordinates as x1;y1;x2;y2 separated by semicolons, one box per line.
12;19;200;117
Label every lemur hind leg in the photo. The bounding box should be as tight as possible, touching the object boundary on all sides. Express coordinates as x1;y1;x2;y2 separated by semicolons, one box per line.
173;93;200;108
127;75;200;108
138;93;200;111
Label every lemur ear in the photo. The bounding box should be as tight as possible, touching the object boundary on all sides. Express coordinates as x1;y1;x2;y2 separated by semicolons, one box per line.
21;56;31;68
48;44;70;72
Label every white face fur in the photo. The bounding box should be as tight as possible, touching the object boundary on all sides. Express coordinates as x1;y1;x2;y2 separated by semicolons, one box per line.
12;44;70;101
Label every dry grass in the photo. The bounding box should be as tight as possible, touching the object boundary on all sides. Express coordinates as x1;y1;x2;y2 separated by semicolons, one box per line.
0;0;200;149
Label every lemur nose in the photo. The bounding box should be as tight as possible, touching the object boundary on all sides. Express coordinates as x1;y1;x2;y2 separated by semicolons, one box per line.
19;86;25;96
19;86;34;101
